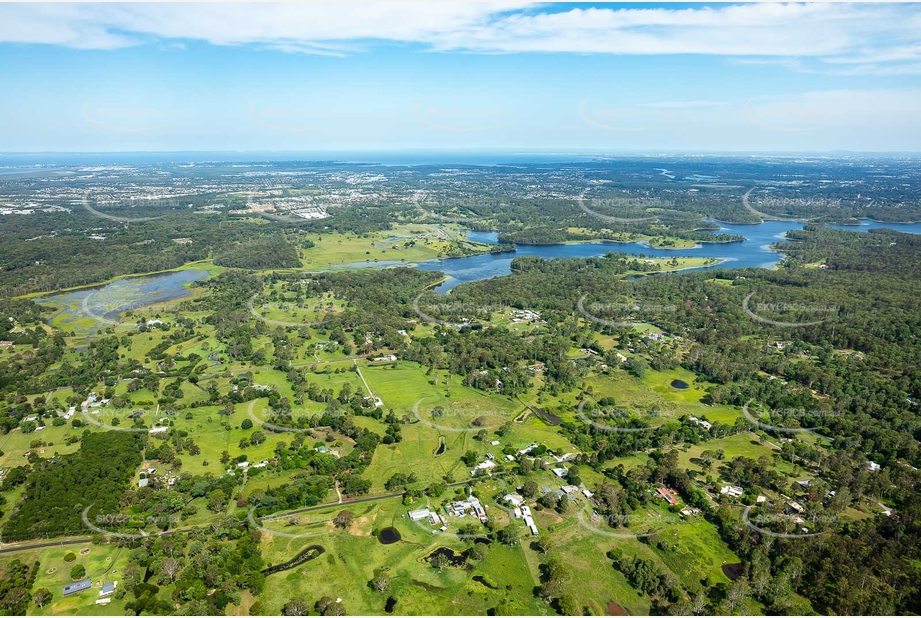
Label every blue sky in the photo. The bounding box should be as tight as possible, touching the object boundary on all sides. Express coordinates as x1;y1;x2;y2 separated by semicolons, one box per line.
0;2;919;152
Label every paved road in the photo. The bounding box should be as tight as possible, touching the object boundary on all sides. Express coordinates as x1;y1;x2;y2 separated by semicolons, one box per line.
0;537;93;554
0;480;477;554
576;192;657;224
741;187;808;223
261;480;472;521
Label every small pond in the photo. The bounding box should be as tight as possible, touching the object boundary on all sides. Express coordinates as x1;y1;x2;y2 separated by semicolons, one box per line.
722;563;745;580
670;379;690;389
472;575;498;589
378;527;402;545
531;406;562;426
426;547;468;568
262;545;325;576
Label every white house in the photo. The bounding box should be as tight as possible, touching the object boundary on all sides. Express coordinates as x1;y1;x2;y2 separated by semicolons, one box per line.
471;459;497;475
451;496;487;521
408;508;432;521
523;514;539;536
504;493;524;507
720;485;744;498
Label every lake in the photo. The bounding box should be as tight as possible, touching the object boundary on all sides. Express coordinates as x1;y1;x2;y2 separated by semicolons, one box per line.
36;269;210;328
415;221;921;293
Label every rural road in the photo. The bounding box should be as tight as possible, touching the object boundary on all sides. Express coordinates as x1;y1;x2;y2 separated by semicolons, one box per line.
261;480;472;521
0;537;92;554
0;480;476;554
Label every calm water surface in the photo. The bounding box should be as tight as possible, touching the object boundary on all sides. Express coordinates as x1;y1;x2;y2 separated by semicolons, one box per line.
415;221;921;293
37;269;210;325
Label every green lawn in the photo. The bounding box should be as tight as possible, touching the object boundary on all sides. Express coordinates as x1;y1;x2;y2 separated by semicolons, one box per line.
1;542;131;616
299;224;494;270
257;496;541;616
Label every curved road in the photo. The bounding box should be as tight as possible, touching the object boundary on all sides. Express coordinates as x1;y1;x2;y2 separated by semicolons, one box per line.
0;480;476;554
741;187;810;223
576;193;658;224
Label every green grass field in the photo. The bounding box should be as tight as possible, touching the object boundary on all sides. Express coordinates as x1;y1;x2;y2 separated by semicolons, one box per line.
256;492;543;616
298;224;494;270
3;543;131;617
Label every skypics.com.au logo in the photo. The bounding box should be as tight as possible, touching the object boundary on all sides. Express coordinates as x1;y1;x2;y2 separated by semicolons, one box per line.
81;407;169;434
82;507;182;540
578;294;677;329
412;294;504;328
81;193;175;223
742;507;836;539
79;294;154;328
741;400;840;436
411;398;515;434
413;99;507;134
576;193;660;224
248;294;331;329
576;397;663;435
247;508;341;540
245;399;350;435
743;292;838;328
577;507;685;539
241;192;321;225
248;102;341;134
410;191;492;225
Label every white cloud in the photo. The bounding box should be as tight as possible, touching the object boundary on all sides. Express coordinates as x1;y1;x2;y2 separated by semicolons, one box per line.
0;2;918;72
0;3;533;51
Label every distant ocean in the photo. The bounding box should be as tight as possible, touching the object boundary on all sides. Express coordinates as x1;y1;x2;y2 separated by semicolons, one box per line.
0;151;614;168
